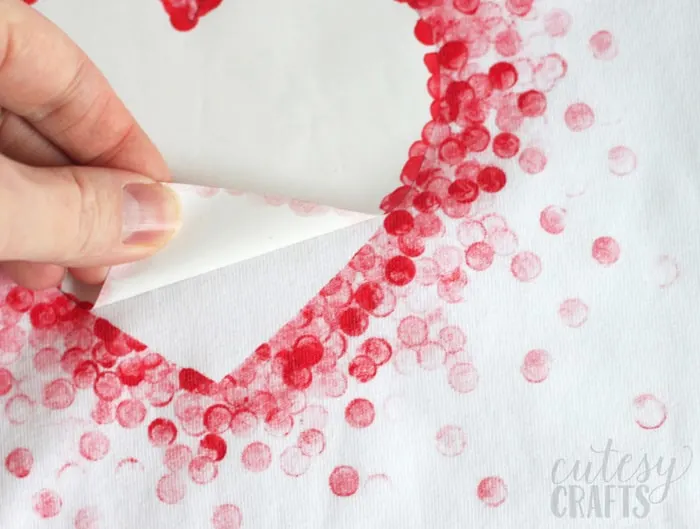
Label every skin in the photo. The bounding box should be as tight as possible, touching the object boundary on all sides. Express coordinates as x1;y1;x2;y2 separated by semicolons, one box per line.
0;0;182;291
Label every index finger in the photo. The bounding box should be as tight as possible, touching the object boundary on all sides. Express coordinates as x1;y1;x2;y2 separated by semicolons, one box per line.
0;0;169;180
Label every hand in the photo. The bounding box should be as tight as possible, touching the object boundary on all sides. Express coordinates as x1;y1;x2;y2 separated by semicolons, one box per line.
0;0;181;290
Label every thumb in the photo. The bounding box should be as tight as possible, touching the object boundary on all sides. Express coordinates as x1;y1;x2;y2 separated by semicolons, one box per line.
0;155;181;267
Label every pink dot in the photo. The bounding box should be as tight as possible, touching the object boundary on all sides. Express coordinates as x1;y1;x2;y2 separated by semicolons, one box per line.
74;507;100;529
212;504;242;529
156;474;186;504
280;446;311;477
487;228;519;256
203;404;233;434
397;316;429;347
540;206;567;234
590;30;618;60
298;429;326;456
608;146;637;176
148;418;178;447
477;476;508;507
164;445;192;473
592;237;620;266
439;326;466;354
79;431;110;461
511;252;542;282
465;242;495;271
241;442;272;472
518;147;547;174
0;367;13;396
358;338;392;366
42;378;76;410
436;425;466;457
544;9;572;37
188;455;218;484
33;347;61;373
33;489;62;518
329;465;360;497
0;325;25;362
565;103;595;132
5;447;33;478
345;398;375;428
229;409;258;436
448;363;479;393
521;350;551;383
558;298;589;328
633;394;667;430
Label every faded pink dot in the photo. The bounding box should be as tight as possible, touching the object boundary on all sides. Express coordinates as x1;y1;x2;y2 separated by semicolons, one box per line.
280;446;311;477
592;237;620;266
654;255;680;288
477;476;508;507
329;465;360;497
456;220;487;247
212;504;242;529
164;445;192;473
540;206;567;234
633;394;667;430
511;252;542;282
116;399;147;428
74;507;100;529
298;429;325;456
521;350;551;383
544;9;572;37
397;316;429;347
448;363;479;393
157;474;186;504
5;447;33;478
241;442;272;472
79;431;110;461
33;347;61;373
5;394;34;424
608;146;637;176
487;228;519;256
518;147;547;174
565;103;595;132
465;242;495;271
590;30;618;60
559;298;589;328
436;425;466;457
188;456;218;484
345;398;375;428
33;489;62;518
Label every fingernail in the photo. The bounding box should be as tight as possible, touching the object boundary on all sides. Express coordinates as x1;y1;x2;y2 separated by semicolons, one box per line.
122;183;181;246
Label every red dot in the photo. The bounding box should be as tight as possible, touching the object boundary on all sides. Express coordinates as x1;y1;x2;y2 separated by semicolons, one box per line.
521;350;551;383
488;62;518;90
345;398;375;428
94;371;123;401
116;399;147;428
298;429;325;456
477;476;508;507
292;335;324;368
179;368;214;394
465;242;495;271
358;338;392;366
564;103;595;132
438;41;468;70
29;303;57;329
33;489;62;518
385;256;416;286
438;137;467;165
116;357;145;387
510;252;542;282
200;434;227;462
5;447;33;478
448;179;479;203
329;466;360;497
517;90;547;117
5;287;34;312
384;210;414;236
414;19;437;46
492;133;520;158
148;418;178;447
413;191;441;213
453;0;480;14
0;368;13;396
540;206;567;234
592;237;620;266
212;504;242;529
338;307;369;337
42;378;76;410
505;0;533;16
354;282;384;312
477;166;507;193
170;8;199;31
590;30;617;60
156;474;186;504
79;431;110;461
188;455;218;484
348;355;377;383
462;125;490;152
518;147;547;174
436;425;467;456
